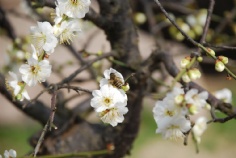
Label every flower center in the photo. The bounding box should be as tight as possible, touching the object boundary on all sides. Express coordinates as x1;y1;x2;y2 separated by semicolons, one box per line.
31;65;41;74
103;97;112;106
70;0;79;5
165;110;174;117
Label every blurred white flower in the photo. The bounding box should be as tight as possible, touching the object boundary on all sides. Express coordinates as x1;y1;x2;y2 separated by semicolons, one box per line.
31;21;58;54
8;71;30;101
57;0;91;18
165;87;184;99
192;116;207;143
4;149;17;158
186;14;196;26
156;116;191;140
185;89;208;113
91;84;127;112
100;68;125;88
196;9;207;26
153;100;180;123
19;45;52;86
55;19;82;44
99;106;128;127
54;7;64;24
214;88;232;103
182;72;191;83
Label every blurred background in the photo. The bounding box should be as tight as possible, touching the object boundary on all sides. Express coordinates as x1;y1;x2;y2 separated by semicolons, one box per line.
1;0;236;157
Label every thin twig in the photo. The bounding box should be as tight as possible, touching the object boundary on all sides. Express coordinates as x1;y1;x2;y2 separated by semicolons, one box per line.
58;52;114;84
199;0;215;45
203;43;236;50
56;85;92;94
49;90;58;130
33;121;49;157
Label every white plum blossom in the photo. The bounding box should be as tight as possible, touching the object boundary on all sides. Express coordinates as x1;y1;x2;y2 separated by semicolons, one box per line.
54;7;64;24
8;71;30;101
100;68;125;88
4;149;17;158
99;106;128;127
156;116;191;140
91;68;128;126
57;0;91;19
19;45;52;86
153;87;210;140
214;88;232;103
55;19;82;44
192;117;207;143
153;100;180;123
164;87;184;101
153;87;191;140
185;89;208;114
91;84;127;112
31;21;58;54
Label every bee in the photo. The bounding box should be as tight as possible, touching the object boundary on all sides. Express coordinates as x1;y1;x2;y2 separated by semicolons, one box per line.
109;73;124;89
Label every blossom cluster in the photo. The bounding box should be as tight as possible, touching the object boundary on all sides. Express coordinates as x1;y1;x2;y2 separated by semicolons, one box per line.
180;56;201;83
153;87;208;141
90;68;129;127
6;0;91;101
168;9;207;41
0;149;17;158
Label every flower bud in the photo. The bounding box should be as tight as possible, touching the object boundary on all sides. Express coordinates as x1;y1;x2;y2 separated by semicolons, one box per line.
16;93;22;101
206;48;215;56
180;56;191;68
174;94;184;105
197;56;203;62
218;56;228;64
193;24;203;35
188;68;201;80
215;60;225;72
134;12;147;24
182;72;191;83
204;103;211;110
188;104;198;115
122;83;130;92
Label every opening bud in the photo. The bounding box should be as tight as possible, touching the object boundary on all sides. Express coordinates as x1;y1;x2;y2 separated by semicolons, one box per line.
174;94;184;105
218;56;228;64
188;68;201;80
188;104;198;115
182;72;191;83
206;48;215;56
215;60;225;72
122;83;130;92
180;56;191;68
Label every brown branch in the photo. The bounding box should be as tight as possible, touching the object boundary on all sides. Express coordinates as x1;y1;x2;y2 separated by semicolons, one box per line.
84;7;108;29
56;85;92;94
199;0;215;45
49;90;58;130
203;43;236;50
0;7;16;40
